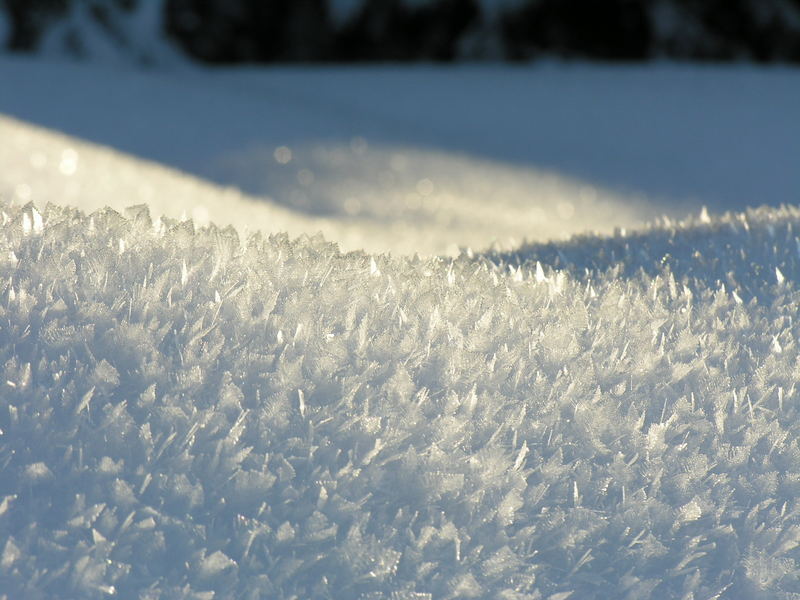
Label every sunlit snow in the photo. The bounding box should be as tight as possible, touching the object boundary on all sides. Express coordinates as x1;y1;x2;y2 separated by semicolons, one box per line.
0;113;658;256
2;56;798;252
5;199;800;598
2;55;800;599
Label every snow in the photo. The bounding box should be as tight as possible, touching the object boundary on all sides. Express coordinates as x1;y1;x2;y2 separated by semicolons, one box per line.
1;57;798;246
5;199;800;598
2;54;800;598
0;58;672;255
2;112;635;256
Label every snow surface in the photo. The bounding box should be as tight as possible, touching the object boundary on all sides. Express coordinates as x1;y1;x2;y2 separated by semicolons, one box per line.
1;56;798;245
2;55;800;598
0;112;651;256
5;199;800;599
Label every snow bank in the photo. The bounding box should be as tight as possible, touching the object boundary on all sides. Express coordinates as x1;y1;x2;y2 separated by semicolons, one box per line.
0;113;654;256
3;199;800;599
4;58;798;223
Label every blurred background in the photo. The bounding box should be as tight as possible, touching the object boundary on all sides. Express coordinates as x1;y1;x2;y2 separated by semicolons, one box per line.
2;0;800;64
1;1;799;255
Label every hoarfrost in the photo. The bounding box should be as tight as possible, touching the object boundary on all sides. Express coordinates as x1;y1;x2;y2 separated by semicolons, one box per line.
3;201;800;598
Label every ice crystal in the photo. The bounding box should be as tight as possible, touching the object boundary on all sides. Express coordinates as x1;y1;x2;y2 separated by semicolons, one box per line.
3;201;800;598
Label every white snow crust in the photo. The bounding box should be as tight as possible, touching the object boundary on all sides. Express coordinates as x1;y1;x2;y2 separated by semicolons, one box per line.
3;199;800;599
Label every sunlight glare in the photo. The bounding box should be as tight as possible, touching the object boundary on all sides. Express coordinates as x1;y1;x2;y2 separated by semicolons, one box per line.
59;147;79;176
416;178;434;196
29;152;47;169
557;201;575;220
343;197;362;215
274;146;292;164
297;168;315;186
14;183;32;202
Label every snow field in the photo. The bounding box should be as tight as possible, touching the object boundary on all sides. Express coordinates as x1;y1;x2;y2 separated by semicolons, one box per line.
0;113;654;256
2;51;800;600
3;200;800;598
3;57;798;248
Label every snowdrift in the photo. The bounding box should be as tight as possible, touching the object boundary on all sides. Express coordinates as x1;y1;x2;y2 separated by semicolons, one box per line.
3;199;800;599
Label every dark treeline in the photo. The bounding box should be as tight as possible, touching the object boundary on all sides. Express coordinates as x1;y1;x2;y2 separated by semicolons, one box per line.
3;0;800;63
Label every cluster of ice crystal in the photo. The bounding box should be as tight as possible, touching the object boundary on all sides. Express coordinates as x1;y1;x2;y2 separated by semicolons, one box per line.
3;200;800;599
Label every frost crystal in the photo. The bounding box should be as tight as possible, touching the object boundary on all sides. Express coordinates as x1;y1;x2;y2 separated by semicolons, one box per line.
4;201;800;598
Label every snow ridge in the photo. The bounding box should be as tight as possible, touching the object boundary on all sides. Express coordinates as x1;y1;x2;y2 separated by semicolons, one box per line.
491;205;800;304
2;201;800;599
